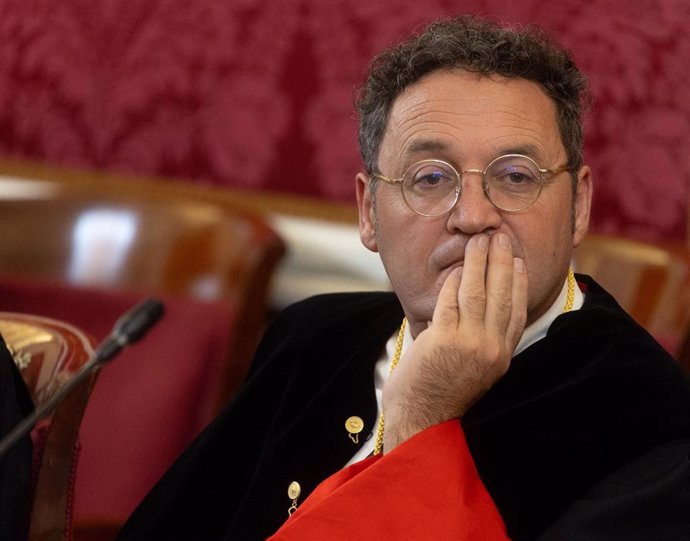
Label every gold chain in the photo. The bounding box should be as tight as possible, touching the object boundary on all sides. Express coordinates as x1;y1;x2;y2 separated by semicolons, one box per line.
372;268;576;456
373;317;406;455
563;267;575;313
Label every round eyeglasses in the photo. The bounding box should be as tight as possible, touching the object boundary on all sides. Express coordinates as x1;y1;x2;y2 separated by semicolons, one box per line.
372;154;571;217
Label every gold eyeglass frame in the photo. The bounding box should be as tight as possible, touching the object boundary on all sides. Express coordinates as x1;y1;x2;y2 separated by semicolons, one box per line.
372;154;571;217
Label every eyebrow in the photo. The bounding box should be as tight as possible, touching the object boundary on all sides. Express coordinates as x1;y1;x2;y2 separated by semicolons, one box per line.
402;140;547;163
496;144;545;160
402;139;450;159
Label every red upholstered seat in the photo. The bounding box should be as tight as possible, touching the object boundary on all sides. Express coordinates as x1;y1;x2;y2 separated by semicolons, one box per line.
0;276;237;536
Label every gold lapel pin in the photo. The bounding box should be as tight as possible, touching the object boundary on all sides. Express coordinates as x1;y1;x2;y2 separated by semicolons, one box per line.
345;416;364;443
287;481;301;516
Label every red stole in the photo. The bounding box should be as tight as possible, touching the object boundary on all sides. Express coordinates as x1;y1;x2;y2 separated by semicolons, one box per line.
269;420;508;540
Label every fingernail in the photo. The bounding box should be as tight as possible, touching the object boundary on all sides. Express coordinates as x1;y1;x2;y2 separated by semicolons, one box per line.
477;235;489;251
497;233;510;248
514;257;525;273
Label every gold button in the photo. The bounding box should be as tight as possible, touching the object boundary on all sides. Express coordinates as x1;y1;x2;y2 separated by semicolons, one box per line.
345;416;364;434
287;481;301;500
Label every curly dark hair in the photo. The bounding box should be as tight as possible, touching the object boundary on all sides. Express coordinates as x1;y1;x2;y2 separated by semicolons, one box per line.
356;15;590;187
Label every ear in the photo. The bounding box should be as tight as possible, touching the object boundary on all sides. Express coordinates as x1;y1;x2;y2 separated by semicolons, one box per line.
572;165;592;248
356;172;379;253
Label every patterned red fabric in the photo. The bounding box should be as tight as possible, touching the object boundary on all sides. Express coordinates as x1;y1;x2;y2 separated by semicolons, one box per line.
268;420;508;541
0;0;687;241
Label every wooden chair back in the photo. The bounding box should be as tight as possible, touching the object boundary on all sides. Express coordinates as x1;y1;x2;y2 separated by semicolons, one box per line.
0;172;285;409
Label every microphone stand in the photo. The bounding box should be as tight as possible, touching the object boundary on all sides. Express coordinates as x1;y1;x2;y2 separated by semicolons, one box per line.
0;298;164;458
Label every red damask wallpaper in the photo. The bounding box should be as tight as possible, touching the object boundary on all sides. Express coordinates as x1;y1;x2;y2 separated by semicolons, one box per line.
0;0;688;241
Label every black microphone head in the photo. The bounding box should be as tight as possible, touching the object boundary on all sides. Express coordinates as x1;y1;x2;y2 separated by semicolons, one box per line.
113;298;165;345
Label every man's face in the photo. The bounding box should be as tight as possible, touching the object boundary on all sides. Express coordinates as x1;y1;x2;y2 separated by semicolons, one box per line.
357;69;592;337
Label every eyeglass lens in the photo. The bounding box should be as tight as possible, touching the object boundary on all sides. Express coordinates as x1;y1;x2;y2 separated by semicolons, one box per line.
401;156;543;215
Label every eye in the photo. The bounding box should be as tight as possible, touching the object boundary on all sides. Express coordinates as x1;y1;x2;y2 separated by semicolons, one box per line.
406;163;456;192
417;171;445;186
489;161;540;191
505;169;533;184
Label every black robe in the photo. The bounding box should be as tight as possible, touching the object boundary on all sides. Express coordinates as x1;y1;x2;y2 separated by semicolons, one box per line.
117;275;690;540
0;335;34;541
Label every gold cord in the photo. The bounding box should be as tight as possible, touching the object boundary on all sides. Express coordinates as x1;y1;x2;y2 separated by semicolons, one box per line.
563;268;575;313
372;268;575;455
373;317;406;455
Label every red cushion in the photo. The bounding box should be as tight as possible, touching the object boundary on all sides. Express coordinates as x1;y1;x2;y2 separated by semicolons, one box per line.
0;275;236;524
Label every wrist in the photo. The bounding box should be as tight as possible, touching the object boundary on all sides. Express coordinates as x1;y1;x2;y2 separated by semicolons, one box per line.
382;402;442;453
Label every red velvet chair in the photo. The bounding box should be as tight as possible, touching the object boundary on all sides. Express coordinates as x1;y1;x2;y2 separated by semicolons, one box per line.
0;171;285;539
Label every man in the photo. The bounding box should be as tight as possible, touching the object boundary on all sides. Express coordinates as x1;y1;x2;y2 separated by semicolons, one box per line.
118;15;690;540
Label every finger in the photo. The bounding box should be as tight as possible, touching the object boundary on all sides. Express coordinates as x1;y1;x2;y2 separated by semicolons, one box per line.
484;232;516;333
432;266;462;328
458;234;489;323
505;257;528;352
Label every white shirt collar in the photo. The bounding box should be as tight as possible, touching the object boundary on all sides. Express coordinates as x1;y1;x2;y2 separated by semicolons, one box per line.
515;272;584;355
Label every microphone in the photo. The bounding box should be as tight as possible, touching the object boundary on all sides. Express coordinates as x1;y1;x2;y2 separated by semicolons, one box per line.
0;297;165;458
93;297;165;362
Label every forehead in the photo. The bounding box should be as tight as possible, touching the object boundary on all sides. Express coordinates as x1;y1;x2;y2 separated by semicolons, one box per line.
379;69;564;167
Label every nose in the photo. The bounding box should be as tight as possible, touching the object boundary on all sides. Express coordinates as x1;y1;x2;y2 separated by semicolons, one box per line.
445;173;502;235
